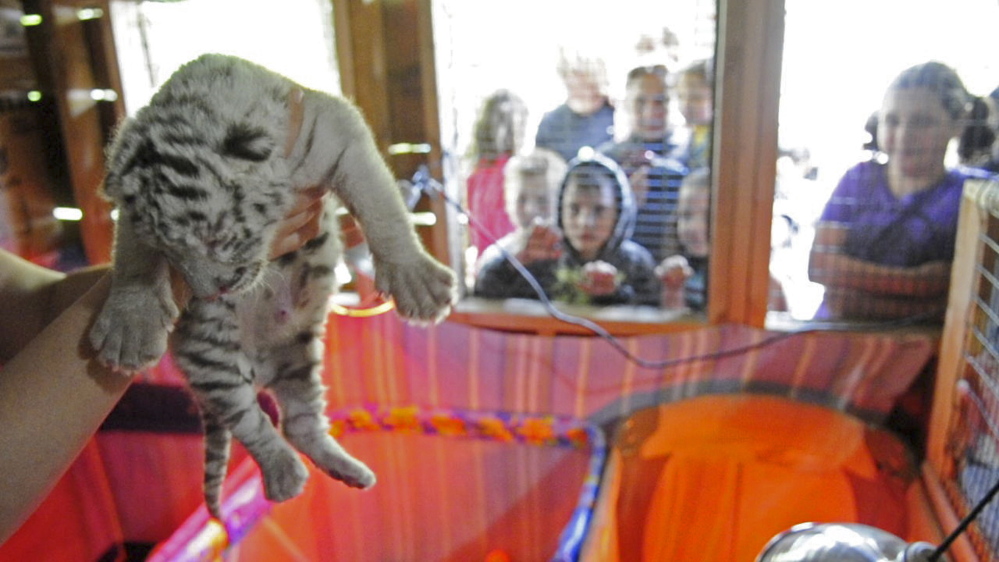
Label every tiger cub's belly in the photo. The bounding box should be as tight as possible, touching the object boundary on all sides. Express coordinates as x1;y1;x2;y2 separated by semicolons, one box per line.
237;245;340;349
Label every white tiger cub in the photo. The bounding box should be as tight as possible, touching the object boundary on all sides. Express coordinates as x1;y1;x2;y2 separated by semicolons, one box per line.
89;54;456;517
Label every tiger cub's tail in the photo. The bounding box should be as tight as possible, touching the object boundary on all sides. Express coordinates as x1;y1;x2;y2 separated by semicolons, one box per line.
202;412;233;520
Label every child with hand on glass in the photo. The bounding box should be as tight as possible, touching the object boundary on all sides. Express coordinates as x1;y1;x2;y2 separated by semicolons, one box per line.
476;151;660;306
474;148;567;286
657;168;710;310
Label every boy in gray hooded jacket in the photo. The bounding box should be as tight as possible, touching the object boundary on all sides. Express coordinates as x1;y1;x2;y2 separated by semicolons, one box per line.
475;152;661;306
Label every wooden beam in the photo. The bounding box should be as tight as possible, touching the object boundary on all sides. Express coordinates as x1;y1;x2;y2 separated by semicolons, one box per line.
927;179;994;472
332;0;449;262
710;0;784;327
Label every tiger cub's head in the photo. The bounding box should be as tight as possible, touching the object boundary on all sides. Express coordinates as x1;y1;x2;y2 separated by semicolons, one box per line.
104;116;291;299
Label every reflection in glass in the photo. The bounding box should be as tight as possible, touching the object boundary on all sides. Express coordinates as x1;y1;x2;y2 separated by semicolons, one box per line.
433;0;717;316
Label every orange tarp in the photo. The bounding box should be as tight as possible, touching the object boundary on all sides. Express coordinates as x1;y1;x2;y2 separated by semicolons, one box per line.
581;395;915;562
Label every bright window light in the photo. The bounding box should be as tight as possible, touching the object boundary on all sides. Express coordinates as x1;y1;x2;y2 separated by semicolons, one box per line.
334;261;353;285
90;89;119;101
109;0;340;116
387;143;432;155
53;207;84;221
410;212;437;227
77;7;104;21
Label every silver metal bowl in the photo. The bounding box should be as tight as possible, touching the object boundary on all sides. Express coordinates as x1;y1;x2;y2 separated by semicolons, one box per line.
756;523;940;562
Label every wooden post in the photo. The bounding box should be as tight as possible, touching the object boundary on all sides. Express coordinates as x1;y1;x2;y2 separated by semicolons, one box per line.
710;0;785;327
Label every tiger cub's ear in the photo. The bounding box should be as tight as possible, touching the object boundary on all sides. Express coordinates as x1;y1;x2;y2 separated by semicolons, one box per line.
222;123;274;162
103;118;147;201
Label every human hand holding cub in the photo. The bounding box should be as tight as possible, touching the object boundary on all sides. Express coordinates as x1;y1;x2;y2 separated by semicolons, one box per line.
268;186;328;260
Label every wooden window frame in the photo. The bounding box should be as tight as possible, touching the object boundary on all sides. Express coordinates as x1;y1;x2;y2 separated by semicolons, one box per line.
333;0;783;334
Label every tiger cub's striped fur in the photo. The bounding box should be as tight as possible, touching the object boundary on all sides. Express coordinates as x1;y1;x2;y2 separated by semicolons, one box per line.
89;54;456;517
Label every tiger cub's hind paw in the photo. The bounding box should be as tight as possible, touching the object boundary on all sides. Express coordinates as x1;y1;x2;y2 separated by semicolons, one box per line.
320;455;376;489
260;450;310;503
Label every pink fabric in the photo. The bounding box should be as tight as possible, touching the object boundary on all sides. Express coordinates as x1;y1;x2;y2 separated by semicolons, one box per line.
0;441;123;562
240;435;587;561
94;433;209;544
467;155;515;253
149;410;596;562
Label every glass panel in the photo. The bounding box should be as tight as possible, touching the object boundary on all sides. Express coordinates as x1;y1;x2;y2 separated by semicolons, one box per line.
771;0;999;323
433;0;717;321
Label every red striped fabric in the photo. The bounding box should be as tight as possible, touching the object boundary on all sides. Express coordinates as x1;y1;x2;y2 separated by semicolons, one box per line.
321;316;935;425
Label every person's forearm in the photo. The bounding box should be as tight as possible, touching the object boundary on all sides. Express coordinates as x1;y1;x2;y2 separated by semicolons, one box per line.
808;252;950;297
823;287;948;321
0;255;64;362
0;274;131;543
46;266;111;324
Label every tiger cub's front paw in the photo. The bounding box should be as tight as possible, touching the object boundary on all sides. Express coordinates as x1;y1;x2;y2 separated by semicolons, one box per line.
89;287;179;373
375;252;457;323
